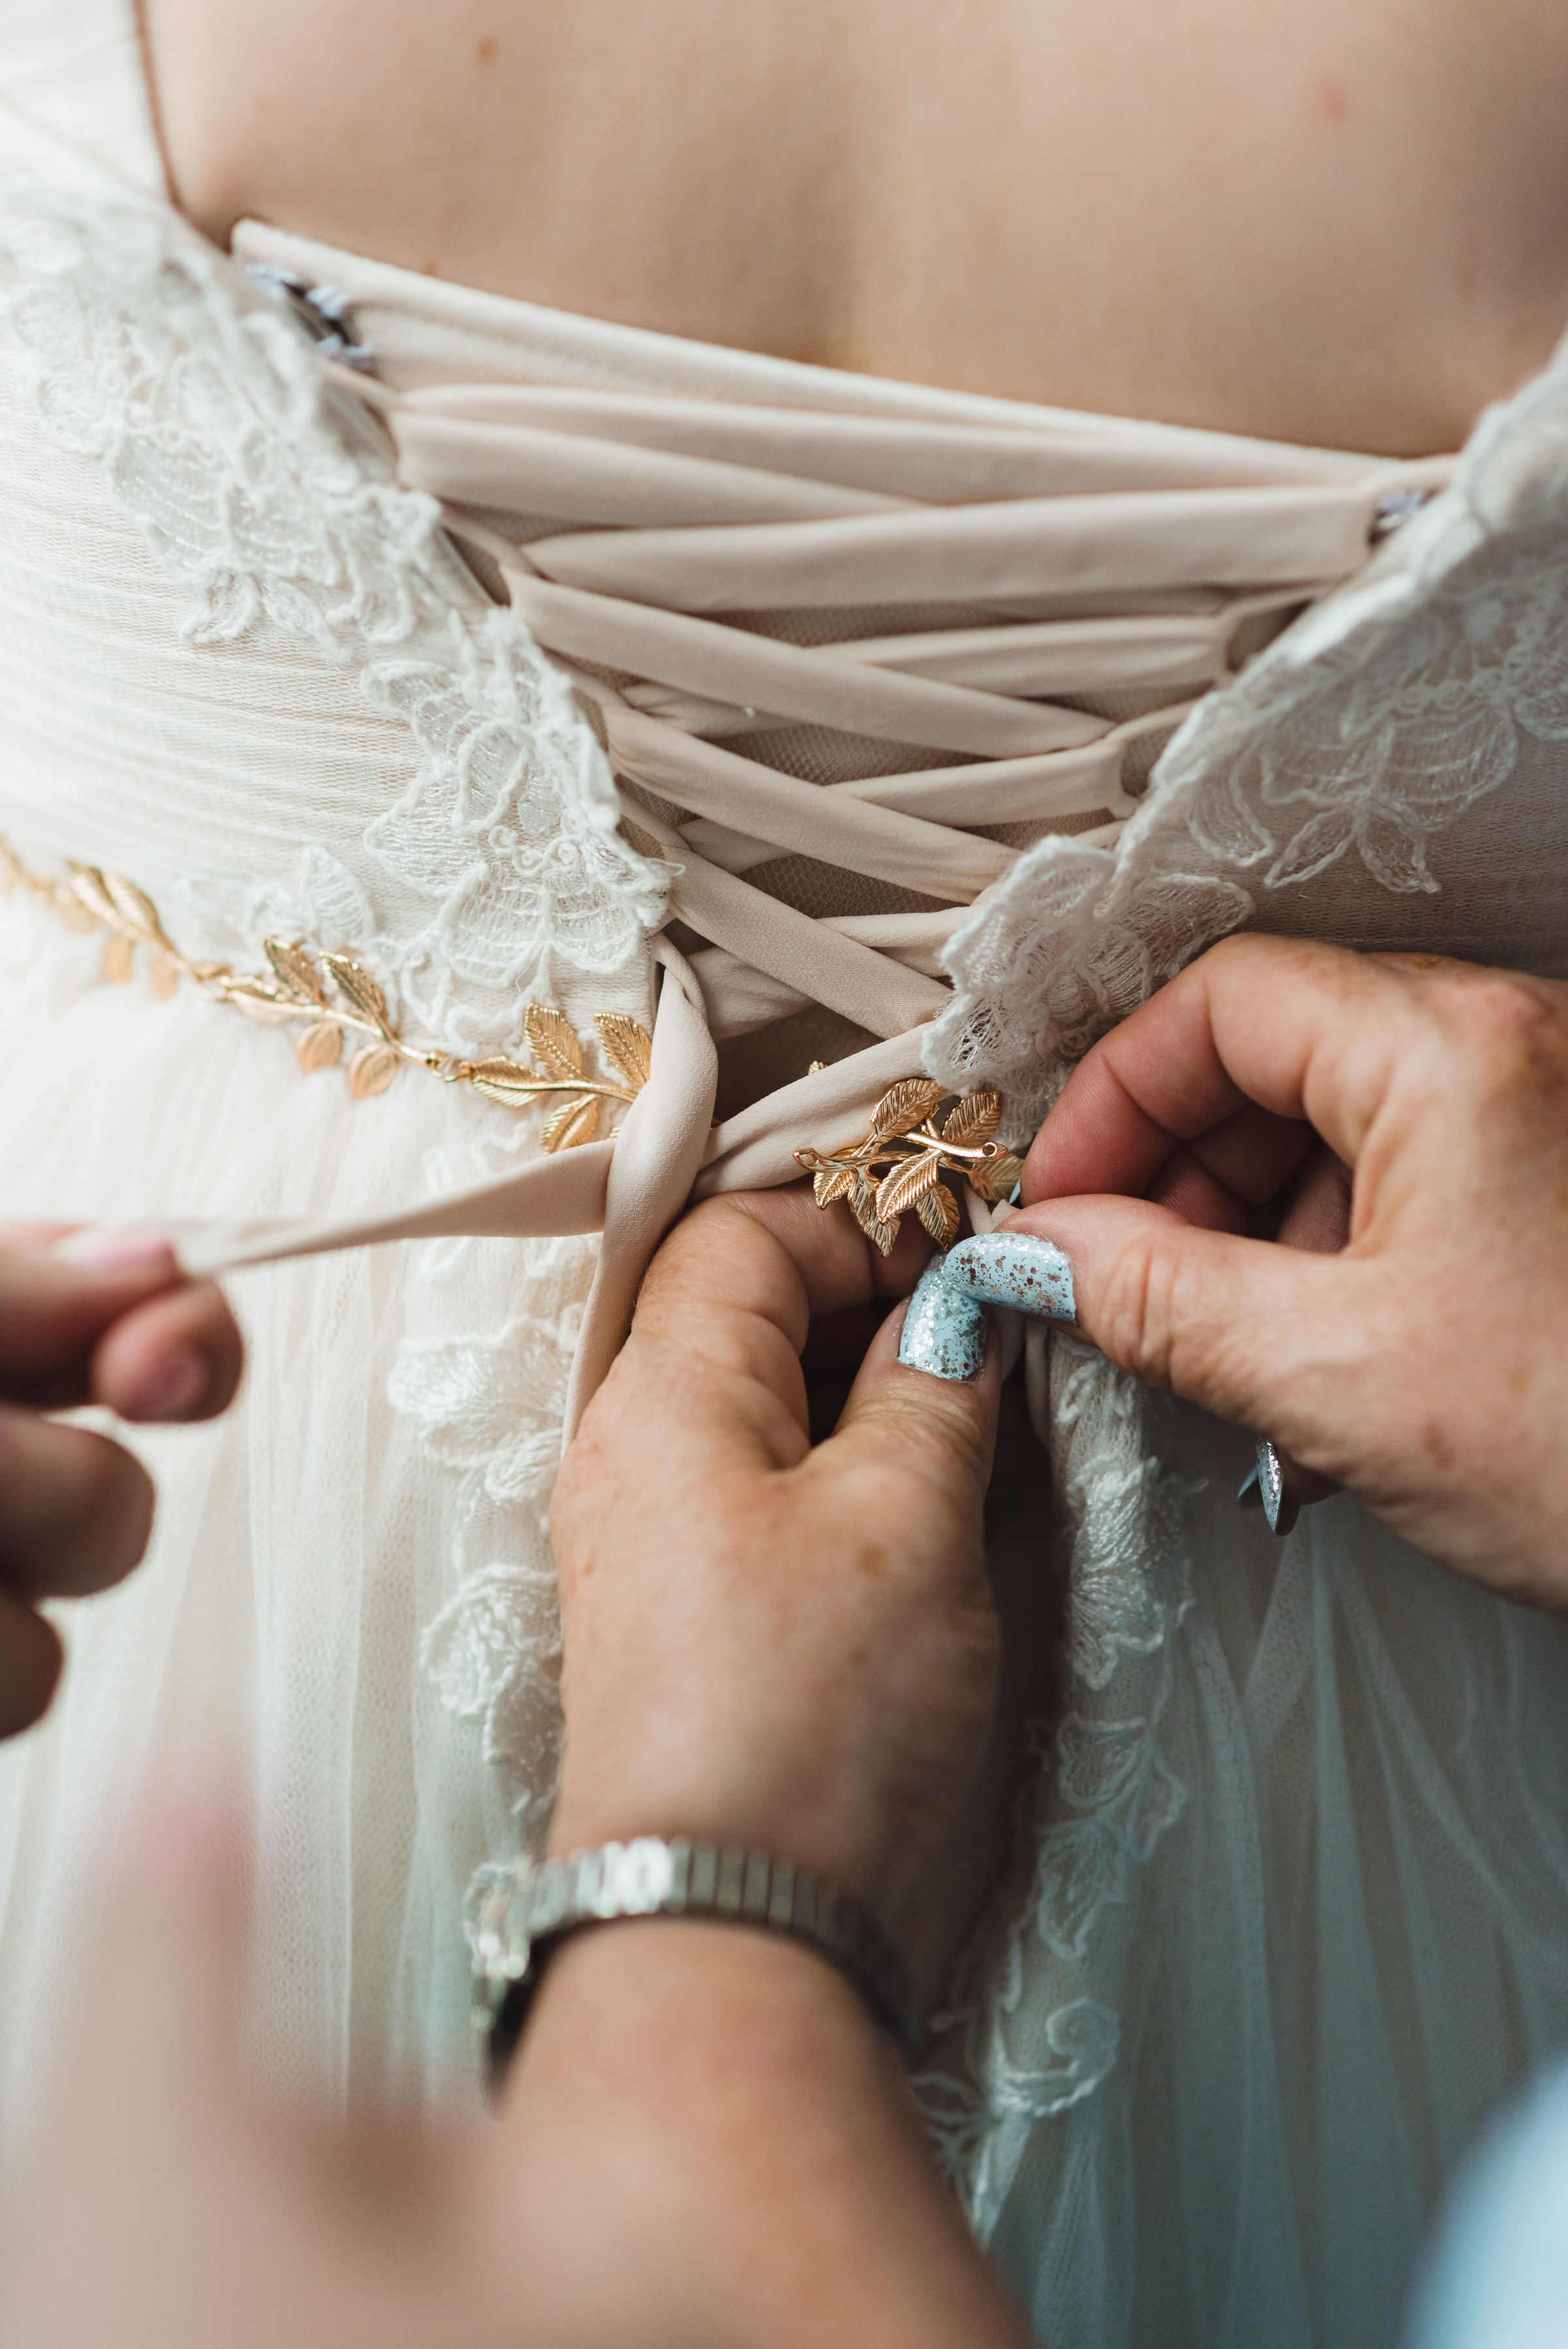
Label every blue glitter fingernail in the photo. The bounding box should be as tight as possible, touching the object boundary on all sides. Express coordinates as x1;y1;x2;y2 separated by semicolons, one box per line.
1255;1437;1299;1537
899;1233;1076;1381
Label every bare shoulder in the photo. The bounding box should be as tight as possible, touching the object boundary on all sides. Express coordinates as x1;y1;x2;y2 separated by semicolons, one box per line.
144;0;1568;453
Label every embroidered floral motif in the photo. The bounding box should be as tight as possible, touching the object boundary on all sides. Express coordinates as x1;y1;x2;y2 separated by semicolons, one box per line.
921;1337;1194;2235
390;1294;589;1831
927;331;1568;1135
0;181;668;1052
388;1310;580;1510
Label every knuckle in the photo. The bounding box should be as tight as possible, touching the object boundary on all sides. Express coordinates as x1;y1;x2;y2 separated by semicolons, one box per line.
1097;1231;1181;1387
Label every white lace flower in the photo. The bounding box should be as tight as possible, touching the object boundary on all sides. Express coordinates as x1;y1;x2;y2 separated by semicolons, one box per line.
387;1310;577;1509
0;181;667;1047
362;609;666;1002
929;329;1568;1143
420;1559;563;1802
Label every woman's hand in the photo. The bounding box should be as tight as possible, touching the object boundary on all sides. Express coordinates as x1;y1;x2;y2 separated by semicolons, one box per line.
1013;936;1568;1605
0;1227;243;1738
549;1188;1003;1942
4;1198;1031;2349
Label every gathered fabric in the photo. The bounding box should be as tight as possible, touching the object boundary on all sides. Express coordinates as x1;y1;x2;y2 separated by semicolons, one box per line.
3;22;1568;2349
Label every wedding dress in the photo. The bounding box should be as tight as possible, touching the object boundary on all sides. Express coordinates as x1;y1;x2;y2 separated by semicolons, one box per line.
3;11;1568;2346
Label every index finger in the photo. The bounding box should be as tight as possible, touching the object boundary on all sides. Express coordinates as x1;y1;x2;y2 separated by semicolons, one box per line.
1022;935;1420;1206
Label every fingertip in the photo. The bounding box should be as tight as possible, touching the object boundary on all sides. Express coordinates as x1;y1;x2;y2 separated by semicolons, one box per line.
0;1595;63;1740
91;1282;244;1424
833;1289;1002;1481
51;1228;179;1282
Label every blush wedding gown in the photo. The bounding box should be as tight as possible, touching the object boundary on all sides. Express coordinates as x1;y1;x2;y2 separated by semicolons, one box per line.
3;10;1568;2346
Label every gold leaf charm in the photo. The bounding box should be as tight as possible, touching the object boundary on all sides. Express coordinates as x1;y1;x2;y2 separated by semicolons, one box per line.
872;1077;943;1139
68;868;119;929
348;1041;400;1098
849;1171;899;1257
594;1011;653;1091
296;1021;345;1074
322;954;393;1038
540;1094;602;1152
103;874;164;942
942;1092;1000;1149
465;1057;543;1108
0;830;656;1136
795;1080;1018;1252
266;938;329;1007
524;1004;585;1081
224;977;300;1025
100;933;135;985
875;1150;942;1223
916;1183;962;1248
971;1150;1026;1203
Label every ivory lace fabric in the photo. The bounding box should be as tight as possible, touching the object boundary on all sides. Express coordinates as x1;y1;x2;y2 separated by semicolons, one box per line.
3;22;1568;2349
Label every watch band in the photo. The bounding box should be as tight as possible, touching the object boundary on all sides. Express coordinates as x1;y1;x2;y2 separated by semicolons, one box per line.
469;1837;920;2079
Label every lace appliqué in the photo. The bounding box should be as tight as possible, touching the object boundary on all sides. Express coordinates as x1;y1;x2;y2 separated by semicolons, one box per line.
388;1199;596;1834
927;331;1568;1134
0;181;669;1045
920;1338;1193;2233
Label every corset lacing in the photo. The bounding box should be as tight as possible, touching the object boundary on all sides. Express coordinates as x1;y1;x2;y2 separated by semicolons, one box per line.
174;337;1446;1438
371;373;1439;1056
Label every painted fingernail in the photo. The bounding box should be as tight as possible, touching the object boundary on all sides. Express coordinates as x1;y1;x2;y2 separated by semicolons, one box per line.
54;1227;177;1278
943;1231;1075;1322
138;1343;208;1420
1255;1437;1299;1538
900;1257;989;1379
899;1233;1075;1381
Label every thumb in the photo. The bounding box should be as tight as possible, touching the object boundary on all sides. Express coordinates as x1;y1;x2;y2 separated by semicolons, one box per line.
1008;1194;1370;1454
827;1291;1002;1513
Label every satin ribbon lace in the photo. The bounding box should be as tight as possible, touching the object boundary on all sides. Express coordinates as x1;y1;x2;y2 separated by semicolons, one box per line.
8;245;1447;1436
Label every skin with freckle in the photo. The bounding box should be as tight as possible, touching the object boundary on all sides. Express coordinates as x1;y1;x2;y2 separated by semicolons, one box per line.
143;0;1568;453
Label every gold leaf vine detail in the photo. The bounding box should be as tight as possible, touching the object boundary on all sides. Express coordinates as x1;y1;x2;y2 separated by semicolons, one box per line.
794;1077;1024;1255
0;834;651;1150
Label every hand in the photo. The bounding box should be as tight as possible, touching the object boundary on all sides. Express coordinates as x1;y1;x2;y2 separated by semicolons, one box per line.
0;1227;243;1738
2;1205;1029;2349
1012;936;1568;1604
0;1790;519;2349
548;1191;1004;1946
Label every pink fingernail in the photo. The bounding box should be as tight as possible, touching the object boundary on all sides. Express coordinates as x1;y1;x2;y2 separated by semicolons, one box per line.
54;1228;177;1277
140;1343;208;1421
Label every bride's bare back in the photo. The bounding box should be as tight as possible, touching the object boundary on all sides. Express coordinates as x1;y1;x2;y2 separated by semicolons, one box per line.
144;0;1568;455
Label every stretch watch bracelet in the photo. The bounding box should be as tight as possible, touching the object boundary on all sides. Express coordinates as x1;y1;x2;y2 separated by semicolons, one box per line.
469;1836;920;2080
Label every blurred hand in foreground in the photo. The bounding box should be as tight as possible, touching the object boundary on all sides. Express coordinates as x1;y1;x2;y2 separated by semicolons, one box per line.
2;1197;1028;2349
0;1225;242;1740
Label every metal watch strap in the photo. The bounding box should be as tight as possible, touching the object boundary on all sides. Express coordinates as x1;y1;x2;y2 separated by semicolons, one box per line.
470;1837;919;2078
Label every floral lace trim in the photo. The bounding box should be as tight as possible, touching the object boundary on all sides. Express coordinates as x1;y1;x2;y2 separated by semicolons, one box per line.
927;328;1568;1134
389;1212;598;1839
919;1338;1193;2226
919;337;1568;2223
0;179;669;1051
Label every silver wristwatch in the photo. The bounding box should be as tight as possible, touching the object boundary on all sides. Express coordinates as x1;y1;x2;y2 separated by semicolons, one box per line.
469;1837;919;2080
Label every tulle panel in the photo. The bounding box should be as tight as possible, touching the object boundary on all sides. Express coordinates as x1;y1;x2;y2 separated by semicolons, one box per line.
0;899;589;2154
